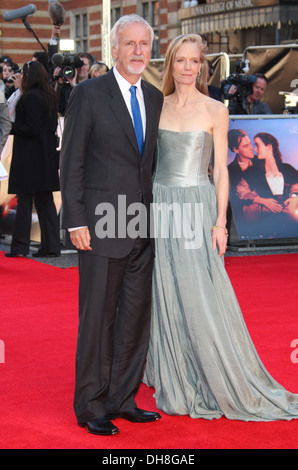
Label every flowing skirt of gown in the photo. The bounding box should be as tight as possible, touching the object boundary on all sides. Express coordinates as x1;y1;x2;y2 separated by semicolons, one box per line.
143;130;298;421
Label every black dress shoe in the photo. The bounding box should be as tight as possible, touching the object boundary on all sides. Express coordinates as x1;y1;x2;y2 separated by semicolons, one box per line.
107;407;162;423
78;416;119;435
5;253;27;258
32;252;60;258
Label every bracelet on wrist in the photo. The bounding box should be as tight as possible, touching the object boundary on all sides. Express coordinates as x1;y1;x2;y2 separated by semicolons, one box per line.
211;225;228;236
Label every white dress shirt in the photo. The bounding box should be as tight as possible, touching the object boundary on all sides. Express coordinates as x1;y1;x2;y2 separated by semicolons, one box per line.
113;66;146;140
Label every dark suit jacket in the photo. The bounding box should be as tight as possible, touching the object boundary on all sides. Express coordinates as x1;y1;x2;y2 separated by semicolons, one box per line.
60;69;163;258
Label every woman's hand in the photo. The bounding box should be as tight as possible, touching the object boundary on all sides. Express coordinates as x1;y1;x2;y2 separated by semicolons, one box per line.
212;225;228;257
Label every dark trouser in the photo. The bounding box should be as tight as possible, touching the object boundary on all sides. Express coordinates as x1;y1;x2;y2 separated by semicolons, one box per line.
74;237;154;424
10;192;60;255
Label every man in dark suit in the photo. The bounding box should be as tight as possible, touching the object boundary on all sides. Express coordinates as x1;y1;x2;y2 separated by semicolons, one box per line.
60;15;163;436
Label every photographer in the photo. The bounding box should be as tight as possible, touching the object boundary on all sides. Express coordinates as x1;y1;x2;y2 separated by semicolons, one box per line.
0;55;13;89
31;26;61;85
228;73;272;115
52;52;91;115
76;52;93;83
2;58;21;100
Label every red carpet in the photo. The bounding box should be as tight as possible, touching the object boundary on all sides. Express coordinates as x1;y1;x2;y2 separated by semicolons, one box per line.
0;251;298;449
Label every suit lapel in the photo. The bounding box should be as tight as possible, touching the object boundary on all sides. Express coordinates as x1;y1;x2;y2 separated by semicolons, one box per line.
141;80;154;160
105;71;139;156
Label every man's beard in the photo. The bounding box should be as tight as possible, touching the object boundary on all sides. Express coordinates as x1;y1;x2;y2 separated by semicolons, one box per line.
78;70;88;81
127;55;146;75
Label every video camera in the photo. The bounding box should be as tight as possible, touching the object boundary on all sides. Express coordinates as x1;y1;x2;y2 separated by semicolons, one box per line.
51;52;84;82
221;60;257;101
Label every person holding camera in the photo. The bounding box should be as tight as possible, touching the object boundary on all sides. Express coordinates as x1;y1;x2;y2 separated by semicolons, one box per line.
52;52;92;115
228;73;272;115
76;53;93;83
2;58;20;100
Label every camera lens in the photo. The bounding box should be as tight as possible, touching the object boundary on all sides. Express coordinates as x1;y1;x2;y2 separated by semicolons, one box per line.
63;66;75;80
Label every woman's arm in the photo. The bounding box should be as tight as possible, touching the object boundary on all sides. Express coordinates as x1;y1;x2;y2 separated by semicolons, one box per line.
212;103;229;257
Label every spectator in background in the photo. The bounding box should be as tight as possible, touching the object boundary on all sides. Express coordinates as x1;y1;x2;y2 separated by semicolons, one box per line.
31;26;63;84
2;58;20;100
0;101;11;182
0;101;11;155
53;51;94;115
5;61;61;258
76;52;94;83
207;60;222;102
0;55;13;82
48;25;60;59
6;69;22;122
228;73;272;115
89;62;109;78
32;51;49;72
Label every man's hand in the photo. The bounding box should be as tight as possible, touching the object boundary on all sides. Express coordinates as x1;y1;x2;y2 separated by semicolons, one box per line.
259;197;283;213
51;25;61;41
70;227;92;251
228;84;237;96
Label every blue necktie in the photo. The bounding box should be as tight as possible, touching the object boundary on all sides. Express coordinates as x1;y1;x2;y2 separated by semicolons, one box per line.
129;85;144;155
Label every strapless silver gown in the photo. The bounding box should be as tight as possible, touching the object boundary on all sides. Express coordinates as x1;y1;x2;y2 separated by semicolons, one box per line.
143;129;298;421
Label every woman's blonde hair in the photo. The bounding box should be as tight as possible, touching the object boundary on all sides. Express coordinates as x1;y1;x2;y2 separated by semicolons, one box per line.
162;34;208;97
89;62;109;77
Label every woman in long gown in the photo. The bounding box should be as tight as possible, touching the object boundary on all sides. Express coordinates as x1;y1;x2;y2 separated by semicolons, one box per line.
143;34;298;421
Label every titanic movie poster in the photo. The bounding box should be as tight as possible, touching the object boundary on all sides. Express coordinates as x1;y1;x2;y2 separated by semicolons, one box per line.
227;116;298;240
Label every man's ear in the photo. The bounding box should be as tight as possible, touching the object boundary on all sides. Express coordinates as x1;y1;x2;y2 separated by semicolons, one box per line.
111;46;117;62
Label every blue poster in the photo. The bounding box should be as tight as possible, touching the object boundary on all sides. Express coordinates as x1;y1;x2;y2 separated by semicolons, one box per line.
227;115;298;240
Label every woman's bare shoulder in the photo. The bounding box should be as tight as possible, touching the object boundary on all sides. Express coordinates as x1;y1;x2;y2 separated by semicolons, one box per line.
205;96;227;111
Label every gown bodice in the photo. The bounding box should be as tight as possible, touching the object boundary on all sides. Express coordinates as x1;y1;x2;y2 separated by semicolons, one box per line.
154;129;213;187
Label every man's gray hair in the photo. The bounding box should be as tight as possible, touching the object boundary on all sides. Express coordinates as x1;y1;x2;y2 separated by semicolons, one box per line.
110;14;155;50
